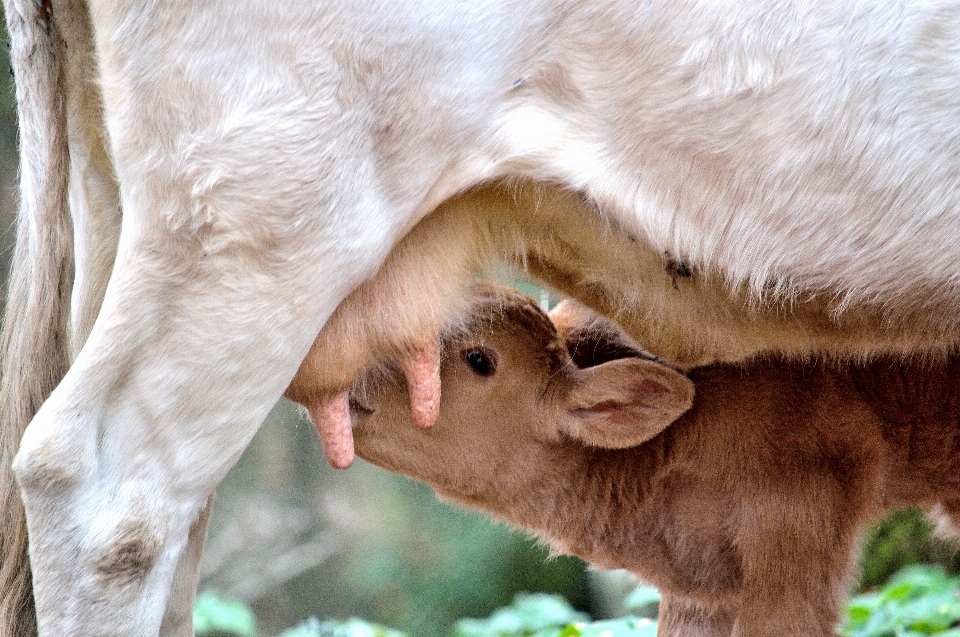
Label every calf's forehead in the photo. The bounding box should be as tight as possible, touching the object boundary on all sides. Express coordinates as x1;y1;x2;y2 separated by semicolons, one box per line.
447;289;568;362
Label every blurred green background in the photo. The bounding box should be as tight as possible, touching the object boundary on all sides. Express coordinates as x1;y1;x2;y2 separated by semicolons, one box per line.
0;21;957;637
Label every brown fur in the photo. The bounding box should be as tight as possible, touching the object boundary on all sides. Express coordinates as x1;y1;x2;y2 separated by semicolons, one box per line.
347;287;960;637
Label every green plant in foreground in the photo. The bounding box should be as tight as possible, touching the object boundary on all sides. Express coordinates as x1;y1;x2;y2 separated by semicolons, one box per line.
277;593;657;637
843;565;960;637
194;590;257;637
276;617;409;637
451;592;589;636
196;564;960;637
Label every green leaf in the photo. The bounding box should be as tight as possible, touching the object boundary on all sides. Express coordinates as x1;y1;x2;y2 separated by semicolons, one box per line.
452;593;589;637
276;617;409;637
556;624;583;637
840;565;960;637
846;604;874;627
880;583;915;603
623;587;661;612
193;590;256;637
576;617;658;636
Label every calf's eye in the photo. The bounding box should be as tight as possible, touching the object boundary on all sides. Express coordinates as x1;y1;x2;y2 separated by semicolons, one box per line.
463;348;496;376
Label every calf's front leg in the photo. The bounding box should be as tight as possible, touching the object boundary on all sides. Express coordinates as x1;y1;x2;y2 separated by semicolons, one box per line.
731;475;866;637
657;594;734;637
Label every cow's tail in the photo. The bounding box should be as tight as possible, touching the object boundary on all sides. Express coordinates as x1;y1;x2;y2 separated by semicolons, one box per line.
0;0;73;634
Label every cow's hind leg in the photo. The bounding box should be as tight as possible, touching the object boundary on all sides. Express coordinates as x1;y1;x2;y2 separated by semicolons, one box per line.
159;494;215;637
14;185;406;633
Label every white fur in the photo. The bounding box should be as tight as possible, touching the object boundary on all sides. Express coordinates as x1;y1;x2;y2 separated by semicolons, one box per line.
4;0;960;634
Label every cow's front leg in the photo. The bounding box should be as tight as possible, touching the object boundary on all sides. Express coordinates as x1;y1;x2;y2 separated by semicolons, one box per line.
14;207;403;635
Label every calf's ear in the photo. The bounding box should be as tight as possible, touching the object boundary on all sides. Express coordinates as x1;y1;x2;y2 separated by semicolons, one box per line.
560;359;694;448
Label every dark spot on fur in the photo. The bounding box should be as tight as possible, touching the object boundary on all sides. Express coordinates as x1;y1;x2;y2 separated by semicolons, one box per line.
95;519;163;590
664;253;693;290
35;0;52;31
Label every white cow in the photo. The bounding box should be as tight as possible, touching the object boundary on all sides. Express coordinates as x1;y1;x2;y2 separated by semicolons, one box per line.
4;0;960;635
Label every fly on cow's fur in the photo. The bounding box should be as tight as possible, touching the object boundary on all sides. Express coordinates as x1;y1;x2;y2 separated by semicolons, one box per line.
664;253;693;291
5;1;960;635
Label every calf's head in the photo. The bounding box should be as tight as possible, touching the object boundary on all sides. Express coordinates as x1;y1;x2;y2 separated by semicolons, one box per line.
350;286;694;496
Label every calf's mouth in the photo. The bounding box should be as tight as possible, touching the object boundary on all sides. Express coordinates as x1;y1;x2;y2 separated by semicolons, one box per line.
348;360;407;424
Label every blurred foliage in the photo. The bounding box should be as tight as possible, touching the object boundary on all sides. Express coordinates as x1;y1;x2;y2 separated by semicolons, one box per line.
859;510;960;590
199;565;960;637
843;565;960;636
276;617;408;637
328;467;589;637
194;591;257;637
621;586;660;618
451;593;588;636
247;593;657;637
450;593;656;637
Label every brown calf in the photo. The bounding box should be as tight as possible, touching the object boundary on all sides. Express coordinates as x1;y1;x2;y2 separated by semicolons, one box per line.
347;286;960;637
